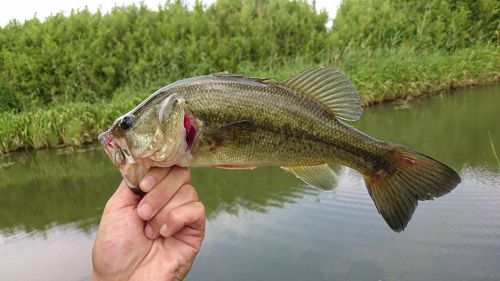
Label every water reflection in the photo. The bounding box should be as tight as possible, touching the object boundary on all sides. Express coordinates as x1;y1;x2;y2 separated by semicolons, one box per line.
0;148;310;235
0;225;95;281
356;85;500;169
0;147;118;235
192;167;307;218
0;85;499;281
189;167;500;281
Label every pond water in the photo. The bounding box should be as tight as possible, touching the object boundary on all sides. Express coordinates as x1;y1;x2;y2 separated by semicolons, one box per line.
0;85;499;281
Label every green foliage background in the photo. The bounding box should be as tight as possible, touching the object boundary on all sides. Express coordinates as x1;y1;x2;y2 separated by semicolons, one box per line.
0;0;498;152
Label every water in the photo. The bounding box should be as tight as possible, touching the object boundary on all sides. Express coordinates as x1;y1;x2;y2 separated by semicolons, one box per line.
1;85;499;281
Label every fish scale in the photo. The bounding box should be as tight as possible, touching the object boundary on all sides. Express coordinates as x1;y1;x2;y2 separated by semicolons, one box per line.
100;67;460;232
162;80;377;169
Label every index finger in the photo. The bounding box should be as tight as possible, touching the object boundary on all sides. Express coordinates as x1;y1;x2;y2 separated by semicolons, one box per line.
139;167;171;193
104;180;141;213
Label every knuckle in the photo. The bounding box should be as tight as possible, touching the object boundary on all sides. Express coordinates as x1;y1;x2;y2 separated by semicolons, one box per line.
180;184;198;201
145;167;168;184
155;187;169;203
150;207;168;227
147;167;162;178
174;166;191;183
103;201;115;214
169;208;182;223
145;190;164;210
147;166;159;174
192;201;205;216
156;167;171;177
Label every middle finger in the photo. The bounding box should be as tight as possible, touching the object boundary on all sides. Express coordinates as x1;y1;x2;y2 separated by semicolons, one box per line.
145;183;198;239
137;166;191;221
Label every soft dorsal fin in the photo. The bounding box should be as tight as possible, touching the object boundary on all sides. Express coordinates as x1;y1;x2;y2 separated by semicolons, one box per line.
280;67;363;121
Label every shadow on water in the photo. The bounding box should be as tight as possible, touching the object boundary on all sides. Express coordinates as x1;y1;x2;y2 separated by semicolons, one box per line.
0;85;499;281
193;167;308;217
0;148;310;235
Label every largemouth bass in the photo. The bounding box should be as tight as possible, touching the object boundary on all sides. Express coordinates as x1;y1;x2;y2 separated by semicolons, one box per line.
99;67;460;232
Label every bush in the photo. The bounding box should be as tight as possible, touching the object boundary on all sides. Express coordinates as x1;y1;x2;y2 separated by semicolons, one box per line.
0;0;498;152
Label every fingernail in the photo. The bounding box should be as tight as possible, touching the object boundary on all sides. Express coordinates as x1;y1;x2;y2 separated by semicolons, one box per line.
140;176;155;192
145;223;154;239
138;203;153;220
159;224;169;237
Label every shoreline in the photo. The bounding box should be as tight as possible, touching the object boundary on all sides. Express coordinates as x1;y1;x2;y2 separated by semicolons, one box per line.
362;76;500;107
1;80;498;155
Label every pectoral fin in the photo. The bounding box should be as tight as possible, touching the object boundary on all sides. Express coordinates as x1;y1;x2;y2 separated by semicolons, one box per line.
204;120;257;150
282;164;338;191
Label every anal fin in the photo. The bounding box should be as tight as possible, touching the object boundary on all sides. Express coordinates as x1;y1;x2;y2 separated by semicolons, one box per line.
282;164;338;191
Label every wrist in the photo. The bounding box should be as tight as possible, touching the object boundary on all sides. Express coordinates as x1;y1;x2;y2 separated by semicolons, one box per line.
92;269;128;281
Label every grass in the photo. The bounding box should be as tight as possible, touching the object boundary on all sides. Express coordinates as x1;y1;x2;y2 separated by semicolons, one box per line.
489;131;500;169
0;44;498;154
338;45;499;106
0;100;136;153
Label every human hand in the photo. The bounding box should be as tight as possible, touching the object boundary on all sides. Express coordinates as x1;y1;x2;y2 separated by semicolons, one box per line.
92;166;205;281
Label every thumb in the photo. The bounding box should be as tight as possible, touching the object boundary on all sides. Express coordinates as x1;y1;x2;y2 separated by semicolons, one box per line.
104;180;142;213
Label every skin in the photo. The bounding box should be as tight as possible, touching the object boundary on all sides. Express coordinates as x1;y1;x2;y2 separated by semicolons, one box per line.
92;166;205;281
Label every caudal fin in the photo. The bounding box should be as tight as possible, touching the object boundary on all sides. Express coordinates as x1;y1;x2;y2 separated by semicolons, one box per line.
364;146;461;232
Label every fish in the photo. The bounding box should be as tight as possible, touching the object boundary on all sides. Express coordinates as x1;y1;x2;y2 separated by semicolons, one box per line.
99;67;461;232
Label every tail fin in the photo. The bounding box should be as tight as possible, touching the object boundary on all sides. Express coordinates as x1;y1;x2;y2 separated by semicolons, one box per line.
364;146;461;232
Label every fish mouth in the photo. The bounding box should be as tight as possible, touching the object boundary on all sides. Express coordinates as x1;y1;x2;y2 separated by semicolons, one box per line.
98;111;194;191
99;131;124;168
98;131;150;190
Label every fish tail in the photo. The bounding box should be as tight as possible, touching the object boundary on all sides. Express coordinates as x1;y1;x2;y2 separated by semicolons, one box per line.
363;145;461;232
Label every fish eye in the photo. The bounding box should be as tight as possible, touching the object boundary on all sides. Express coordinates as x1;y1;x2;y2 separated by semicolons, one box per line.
120;115;134;131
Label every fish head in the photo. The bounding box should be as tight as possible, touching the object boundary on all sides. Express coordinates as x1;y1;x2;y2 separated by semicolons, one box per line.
99;93;194;188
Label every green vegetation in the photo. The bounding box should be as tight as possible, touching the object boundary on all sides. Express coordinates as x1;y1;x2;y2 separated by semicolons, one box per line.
489;131;500;169
0;0;498;153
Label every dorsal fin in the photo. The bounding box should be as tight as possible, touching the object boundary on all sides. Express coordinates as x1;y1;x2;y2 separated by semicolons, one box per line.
280;67;363;121
211;71;275;84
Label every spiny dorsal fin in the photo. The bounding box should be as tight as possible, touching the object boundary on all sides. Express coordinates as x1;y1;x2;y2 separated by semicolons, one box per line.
280;67;363;121
212;71;275;84
282;164;338;191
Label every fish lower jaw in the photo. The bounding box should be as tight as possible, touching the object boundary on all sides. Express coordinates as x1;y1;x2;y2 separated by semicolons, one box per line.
150;154;190;168
150;140;191;168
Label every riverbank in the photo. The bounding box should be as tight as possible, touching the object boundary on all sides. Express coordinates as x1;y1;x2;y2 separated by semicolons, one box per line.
1;44;498;154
